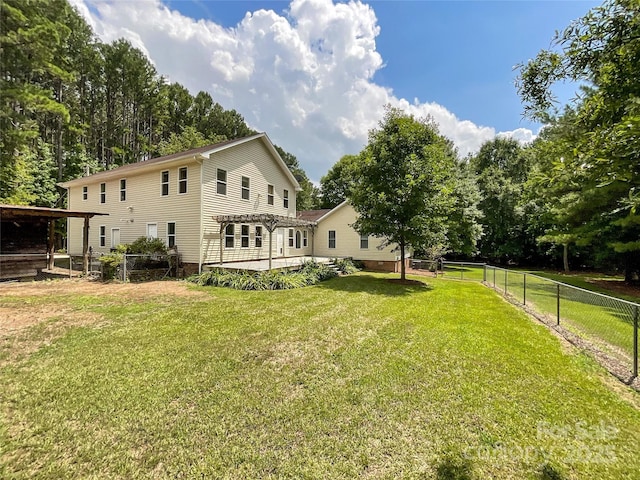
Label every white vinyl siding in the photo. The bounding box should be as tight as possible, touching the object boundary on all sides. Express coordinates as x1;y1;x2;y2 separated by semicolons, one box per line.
66;159;202;261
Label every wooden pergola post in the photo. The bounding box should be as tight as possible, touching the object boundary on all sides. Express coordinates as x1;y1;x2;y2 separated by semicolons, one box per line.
268;228;273;270
82;216;90;275
47;219;55;270
219;223;226;265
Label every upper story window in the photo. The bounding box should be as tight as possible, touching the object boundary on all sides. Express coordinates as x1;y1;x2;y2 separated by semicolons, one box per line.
82;186;88;201
288;228;294;247
100;183;106;204
225;224;234;248
241;176;250;200
360;234;369;249
167;222;176;248
161;171;169;196
267;184;274;205
283;189;289;209
120;179;126;202
328;230;336;249
217;169;227;195
178;167;188;194
241;225;250;248
255;226;263;248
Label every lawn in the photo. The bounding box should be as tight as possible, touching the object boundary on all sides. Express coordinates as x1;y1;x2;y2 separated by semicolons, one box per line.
1;274;639;479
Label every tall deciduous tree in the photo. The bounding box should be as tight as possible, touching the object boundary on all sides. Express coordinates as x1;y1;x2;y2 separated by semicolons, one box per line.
517;0;640;281
319;154;360;209
350;107;456;280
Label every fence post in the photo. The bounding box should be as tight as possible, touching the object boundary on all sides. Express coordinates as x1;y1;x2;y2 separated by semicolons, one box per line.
483;265;487;283
523;273;527;305
69;255;72;279
123;254;127;283
634;305;638;378
556;284;561;326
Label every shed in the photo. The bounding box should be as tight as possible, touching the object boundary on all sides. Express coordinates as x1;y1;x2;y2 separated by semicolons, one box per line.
0;204;107;280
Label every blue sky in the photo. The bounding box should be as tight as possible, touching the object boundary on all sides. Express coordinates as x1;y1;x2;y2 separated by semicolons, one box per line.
74;0;600;181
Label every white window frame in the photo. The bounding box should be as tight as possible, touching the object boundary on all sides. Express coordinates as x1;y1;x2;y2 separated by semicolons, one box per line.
360;234;369;249
241;224;250;248
99;225;106;247
217;168;227;195
255;226;263;248
120;178;126;202
283;189;289;209
267;184;274;205
303;230;308;247
147;223;158;240
178;167;188;194
100;183;106;204
328;230;336;249
225;224;235;249
241;176;250;200
161;170;169;196
295;230;301;249
288;228;294;247
82;186;88;201
167;222;176;248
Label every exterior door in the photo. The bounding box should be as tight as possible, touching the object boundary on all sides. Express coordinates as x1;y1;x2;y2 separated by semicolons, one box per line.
111;228;120;248
276;229;284;256
147;223;158;239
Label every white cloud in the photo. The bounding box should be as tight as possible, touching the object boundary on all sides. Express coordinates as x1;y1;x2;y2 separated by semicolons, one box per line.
71;0;534;181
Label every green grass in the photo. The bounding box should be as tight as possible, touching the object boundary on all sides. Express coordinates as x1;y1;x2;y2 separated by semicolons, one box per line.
1;274;640;479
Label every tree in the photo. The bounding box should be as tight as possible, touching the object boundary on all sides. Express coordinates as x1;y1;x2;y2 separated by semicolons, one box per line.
319;154;360;208
446;160;483;257
157;126;225;156
470;138;538;264
350;107;457;280
517;0;640;281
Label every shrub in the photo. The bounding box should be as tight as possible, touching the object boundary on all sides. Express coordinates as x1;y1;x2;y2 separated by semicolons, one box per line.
99;244;128;280
127;237;168;255
332;257;359;275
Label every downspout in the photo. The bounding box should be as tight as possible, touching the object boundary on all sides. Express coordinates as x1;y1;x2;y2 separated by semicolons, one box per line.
197;156;204;274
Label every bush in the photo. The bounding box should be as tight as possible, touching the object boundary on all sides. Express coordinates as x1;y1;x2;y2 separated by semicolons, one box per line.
188;261;340;291
99;244;127;280
127;237;168;255
332;257;359;274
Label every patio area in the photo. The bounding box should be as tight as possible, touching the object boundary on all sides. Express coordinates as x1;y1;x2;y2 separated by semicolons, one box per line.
204;256;334;273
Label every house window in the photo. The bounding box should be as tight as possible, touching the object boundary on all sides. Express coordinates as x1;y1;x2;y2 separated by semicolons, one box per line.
255;226;263;248
225;224;234;248
241;176;250;200
295;231;301;249
267;184;274;205
288;228;294;247
147;223;158;239
161;171;169;196
178;167;188;194
100;183;106;204
328;230;336;249
241;225;250;248
303;230;308;247
120;179;126;201
167;222;176;248
283;189;289;208
99;225;106;247
82;186;88;201
217;168;227;195
360;234;369;249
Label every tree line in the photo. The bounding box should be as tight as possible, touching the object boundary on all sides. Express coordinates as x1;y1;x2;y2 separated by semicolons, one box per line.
0;0;316;209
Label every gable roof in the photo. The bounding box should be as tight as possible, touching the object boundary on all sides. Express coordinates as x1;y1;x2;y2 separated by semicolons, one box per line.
298;201;349;223
59;133;301;190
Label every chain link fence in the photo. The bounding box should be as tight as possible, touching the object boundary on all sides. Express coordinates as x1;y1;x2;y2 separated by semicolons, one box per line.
484;266;639;383
115;254;179;282
441;261;487;281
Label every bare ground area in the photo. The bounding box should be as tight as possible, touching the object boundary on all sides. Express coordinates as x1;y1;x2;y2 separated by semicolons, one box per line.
0;279;208;365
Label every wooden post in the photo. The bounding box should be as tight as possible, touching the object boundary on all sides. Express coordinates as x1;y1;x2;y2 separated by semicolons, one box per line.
219;223;225;265
82;216;90;275
268;228;273;270
47;219;55;270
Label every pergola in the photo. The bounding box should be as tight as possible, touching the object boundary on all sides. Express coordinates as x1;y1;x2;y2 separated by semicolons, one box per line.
214;214;317;269
0;204;107;275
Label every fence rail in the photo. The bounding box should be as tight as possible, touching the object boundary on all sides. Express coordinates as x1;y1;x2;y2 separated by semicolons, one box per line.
483;265;639;382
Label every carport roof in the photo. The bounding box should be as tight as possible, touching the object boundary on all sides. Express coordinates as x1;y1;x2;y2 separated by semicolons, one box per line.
0;204;107;220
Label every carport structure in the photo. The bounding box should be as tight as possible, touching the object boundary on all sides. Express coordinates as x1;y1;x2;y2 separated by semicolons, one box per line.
0;204;107;279
215;214;317;270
